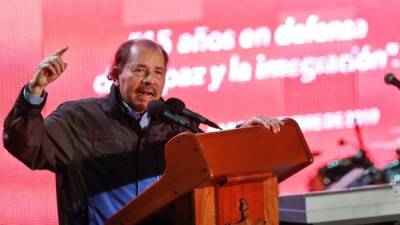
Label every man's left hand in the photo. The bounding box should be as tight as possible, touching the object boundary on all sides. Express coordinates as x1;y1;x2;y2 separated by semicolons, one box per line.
239;116;284;134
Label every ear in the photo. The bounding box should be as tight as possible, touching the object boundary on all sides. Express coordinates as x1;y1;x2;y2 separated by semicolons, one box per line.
110;66;120;86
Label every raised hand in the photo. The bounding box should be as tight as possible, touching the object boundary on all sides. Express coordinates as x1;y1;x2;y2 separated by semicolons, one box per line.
28;47;68;96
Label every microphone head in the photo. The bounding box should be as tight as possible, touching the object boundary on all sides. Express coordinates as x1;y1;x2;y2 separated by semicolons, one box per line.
147;100;168;120
384;73;395;84
166;98;185;114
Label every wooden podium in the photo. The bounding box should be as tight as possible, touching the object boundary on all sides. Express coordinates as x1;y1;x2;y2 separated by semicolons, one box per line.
106;118;313;225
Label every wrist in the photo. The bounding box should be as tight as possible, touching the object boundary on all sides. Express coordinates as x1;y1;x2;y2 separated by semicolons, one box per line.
27;82;45;96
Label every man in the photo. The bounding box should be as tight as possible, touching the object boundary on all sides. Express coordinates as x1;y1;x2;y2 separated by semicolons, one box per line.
3;39;282;225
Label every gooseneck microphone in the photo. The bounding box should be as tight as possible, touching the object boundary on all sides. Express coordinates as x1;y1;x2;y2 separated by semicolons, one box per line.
166;98;222;130
384;73;400;89
147;100;201;133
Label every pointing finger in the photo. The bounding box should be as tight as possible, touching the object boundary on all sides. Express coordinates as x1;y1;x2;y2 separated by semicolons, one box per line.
54;46;68;56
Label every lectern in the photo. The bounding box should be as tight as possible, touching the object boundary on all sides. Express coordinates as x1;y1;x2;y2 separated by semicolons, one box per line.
106;118;313;225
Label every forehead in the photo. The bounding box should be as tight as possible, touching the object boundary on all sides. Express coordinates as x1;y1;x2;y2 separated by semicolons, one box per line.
127;44;166;66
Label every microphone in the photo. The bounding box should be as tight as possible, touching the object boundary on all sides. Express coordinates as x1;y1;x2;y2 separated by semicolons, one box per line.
147;100;201;133
166;98;222;130
384;73;400;89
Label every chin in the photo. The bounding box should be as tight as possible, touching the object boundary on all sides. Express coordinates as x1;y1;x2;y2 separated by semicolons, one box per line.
131;97;157;112
129;102;146;113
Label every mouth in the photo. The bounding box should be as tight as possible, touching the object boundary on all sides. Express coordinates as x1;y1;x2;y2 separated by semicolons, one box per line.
137;87;156;98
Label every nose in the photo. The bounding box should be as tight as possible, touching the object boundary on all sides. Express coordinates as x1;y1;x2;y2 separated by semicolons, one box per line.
141;73;155;85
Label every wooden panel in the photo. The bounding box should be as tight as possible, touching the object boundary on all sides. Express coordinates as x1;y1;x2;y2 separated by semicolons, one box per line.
216;181;265;225
263;177;278;225
194;186;217;225
194;176;278;225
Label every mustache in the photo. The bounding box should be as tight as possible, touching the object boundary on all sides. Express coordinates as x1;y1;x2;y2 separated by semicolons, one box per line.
136;85;157;94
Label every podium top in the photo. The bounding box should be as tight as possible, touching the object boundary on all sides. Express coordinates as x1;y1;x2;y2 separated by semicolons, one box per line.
191;118;313;183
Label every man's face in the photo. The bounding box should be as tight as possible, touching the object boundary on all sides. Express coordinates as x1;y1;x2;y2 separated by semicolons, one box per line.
116;45;166;113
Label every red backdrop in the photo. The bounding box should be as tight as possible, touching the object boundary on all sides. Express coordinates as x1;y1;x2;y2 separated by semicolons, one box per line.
1;0;400;224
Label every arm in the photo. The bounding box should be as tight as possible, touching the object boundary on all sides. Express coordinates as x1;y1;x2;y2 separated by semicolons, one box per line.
3;85;54;170
2;47;69;172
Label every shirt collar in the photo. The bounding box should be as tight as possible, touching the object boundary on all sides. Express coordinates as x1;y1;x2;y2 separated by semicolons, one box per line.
121;100;150;128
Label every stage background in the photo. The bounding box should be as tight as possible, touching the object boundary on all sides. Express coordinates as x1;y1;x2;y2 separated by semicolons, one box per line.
1;0;400;224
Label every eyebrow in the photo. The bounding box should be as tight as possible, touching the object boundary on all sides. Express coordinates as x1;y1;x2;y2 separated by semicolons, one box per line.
133;64;165;71
155;66;165;72
133;64;147;68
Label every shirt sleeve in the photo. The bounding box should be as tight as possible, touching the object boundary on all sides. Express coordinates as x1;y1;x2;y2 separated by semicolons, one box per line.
23;85;45;105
